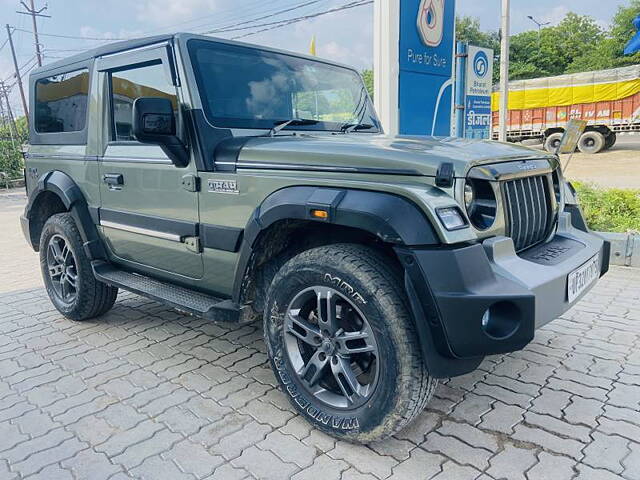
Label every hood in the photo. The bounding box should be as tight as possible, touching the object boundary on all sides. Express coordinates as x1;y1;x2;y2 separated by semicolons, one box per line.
236;133;555;178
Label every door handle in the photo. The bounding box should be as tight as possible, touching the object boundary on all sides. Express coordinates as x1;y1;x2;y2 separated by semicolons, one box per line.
103;173;124;186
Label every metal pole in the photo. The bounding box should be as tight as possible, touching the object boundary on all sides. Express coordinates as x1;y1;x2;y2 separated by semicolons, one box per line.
498;0;510;142
6;25;29;123
454;42;467;138
28;0;43;67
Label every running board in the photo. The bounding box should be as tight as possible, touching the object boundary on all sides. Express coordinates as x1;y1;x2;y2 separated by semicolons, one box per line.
92;262;253;323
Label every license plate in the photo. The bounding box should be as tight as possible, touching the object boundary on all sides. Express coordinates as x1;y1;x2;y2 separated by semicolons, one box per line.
567;254;600;303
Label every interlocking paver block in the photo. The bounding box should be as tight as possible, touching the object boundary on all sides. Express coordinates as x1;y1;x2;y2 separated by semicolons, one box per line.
582;432;629;473
486;444;537;480
2;194;640;479
291;454;348;480
421;432;492;470
162;438;225;479
258;430;317;468
512;424;584;459
112;429;182;469
11;436;85;477
94;419;163;457
527;452;576;480
387;448;445;480
212;420;271;460
232;446;299;480
129;454;195;480
478;401;524;434
328;440;399;478
60;448;123;480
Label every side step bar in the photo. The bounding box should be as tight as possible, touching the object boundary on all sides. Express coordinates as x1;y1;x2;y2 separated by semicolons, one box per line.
92;261;254;323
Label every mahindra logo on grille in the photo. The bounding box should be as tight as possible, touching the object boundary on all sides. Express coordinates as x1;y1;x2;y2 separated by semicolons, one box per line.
518;163;537;171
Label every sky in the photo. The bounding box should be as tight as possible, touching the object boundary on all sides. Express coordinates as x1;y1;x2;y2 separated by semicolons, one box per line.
0;0;632;116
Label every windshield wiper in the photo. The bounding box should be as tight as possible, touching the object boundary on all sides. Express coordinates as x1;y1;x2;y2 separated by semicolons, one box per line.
268;118;319;136
340;122;375;133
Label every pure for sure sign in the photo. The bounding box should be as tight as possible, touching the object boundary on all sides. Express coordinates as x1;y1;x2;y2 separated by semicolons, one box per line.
464;45;493;139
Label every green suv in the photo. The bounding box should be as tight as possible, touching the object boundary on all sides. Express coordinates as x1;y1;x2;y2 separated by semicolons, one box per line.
21;33;609;442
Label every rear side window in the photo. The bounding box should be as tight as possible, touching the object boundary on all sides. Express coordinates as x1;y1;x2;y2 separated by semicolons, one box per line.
35;68;89;133
108;61;177;141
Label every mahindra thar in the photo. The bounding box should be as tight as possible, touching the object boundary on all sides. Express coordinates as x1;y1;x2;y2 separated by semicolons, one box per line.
21;33;609;442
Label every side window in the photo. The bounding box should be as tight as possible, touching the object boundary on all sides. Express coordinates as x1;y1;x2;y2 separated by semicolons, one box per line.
109;61;177;141
35;69;89;133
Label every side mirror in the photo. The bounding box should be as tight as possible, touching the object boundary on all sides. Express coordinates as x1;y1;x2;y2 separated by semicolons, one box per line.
132;97;189;167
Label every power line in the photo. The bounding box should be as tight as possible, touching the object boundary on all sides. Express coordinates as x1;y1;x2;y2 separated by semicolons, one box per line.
231;0;373;39
12;27;127;41
201;0;327;34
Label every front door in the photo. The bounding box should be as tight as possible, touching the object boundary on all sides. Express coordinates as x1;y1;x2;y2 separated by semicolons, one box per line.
96;44;203;279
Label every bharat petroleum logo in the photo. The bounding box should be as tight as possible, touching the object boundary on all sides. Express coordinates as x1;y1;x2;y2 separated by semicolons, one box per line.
473;50;489;78
417;0;445;47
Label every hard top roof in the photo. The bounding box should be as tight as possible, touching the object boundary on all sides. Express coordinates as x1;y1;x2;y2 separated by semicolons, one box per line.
30;32;357;78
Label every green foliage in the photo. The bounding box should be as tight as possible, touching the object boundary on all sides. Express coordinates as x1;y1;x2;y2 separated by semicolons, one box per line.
455;16;500;83
456;2;640;81
361;69;373;100
573;182;640;233
0;117;27;180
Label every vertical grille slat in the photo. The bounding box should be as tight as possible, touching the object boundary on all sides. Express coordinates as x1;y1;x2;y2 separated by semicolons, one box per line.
503;174;554;252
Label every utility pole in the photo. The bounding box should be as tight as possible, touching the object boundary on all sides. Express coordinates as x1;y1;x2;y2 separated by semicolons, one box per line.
16;0;50;67
498;0;510;142
0;82;18;146
6;25;29;124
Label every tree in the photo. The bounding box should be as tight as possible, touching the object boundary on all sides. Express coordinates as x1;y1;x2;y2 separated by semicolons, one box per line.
0;116;27;180
361;69;373;100
455;16;500;82
568;1;640;71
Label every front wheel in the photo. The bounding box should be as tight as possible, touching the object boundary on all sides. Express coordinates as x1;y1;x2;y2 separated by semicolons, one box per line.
39;213;118;321
264;244;436;443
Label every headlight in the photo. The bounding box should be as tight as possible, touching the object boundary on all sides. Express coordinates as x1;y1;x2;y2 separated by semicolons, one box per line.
464;179;497;230
464;183;474;209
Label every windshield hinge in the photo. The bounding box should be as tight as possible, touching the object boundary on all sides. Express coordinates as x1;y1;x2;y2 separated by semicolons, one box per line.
181;174;200;192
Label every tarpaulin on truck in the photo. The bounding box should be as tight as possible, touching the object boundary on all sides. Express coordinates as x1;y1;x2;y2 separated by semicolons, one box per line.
491;65;640;111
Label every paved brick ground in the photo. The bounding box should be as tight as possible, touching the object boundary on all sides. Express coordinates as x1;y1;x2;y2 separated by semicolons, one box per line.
1;191;639;480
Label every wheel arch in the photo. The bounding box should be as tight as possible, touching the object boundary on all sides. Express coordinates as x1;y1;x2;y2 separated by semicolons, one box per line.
232;185;441;305
24;171;105;259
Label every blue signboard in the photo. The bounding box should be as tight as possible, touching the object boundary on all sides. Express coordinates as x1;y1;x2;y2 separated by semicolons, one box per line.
463;45;493;139
398;0;456;136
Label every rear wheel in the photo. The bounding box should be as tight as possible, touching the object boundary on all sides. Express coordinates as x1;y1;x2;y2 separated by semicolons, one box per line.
578;131;606;154
40;213;118;321
604;132;617;150
264;244;436;443
544;132;564;152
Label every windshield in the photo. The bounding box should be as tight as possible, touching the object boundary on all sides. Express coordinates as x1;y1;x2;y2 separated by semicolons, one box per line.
187;39;380;132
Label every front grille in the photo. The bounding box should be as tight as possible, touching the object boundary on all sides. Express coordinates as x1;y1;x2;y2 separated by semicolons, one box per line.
503;175;554;252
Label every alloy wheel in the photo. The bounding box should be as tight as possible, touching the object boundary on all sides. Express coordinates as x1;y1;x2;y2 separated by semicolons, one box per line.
46;234;78;304
284;286;379;409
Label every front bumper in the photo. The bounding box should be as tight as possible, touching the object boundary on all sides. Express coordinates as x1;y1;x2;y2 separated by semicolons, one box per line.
401;211;608;378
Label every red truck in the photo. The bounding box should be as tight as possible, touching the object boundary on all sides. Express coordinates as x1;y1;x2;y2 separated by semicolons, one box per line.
492;64;640;153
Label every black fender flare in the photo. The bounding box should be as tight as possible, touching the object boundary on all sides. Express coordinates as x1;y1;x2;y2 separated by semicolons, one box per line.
232;185;439;297
25;170;105;260
232;185;458;375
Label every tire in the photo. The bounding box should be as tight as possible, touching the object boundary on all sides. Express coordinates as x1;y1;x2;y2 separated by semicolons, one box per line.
543;132;564;152
264;244;437;443
578;131;606;154
39;213;118;321
604;132;617;150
